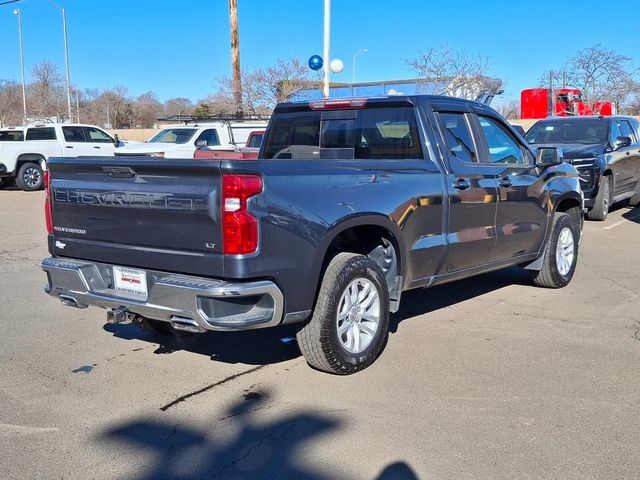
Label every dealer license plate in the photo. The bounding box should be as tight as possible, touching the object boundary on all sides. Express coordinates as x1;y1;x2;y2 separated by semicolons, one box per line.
113;266;148;299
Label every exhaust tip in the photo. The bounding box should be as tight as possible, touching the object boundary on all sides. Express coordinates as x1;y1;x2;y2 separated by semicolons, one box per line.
170;316;205;333
59;294;88;309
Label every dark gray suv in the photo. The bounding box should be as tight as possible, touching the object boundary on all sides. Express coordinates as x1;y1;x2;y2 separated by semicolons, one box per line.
526;116;640;220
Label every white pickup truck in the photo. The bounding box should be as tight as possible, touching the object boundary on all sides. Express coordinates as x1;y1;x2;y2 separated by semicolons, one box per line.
0;123;125;191
114;121;268;159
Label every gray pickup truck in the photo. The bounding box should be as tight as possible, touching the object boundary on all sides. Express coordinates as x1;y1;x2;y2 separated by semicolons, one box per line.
42;95;583;374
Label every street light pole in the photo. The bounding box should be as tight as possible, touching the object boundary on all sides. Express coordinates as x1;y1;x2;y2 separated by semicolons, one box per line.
61;7;71;120
322;0;330;98
46;0;72;121
13;8;27;124
352;48;367;84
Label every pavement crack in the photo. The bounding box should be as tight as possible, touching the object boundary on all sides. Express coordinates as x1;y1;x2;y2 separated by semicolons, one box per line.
582;264;640;296
159;365;266;412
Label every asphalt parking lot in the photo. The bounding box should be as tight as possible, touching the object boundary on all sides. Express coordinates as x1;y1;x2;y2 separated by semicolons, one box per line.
1;187;639;480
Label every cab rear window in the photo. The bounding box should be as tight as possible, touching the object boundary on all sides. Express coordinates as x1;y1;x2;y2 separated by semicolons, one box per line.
263;106;423;160
26;128;57;141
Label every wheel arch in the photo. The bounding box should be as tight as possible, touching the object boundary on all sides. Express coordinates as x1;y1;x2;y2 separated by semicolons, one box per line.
16;153;47;173
554;193;583;229
311;214;407;310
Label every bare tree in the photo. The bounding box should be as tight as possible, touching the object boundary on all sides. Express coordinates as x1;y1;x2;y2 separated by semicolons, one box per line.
405;45;495;97
538;44;640;112
132;91;163;128
496;98;521;119
89;86;133;128
29;61;66;120
214;56;316;115
0;80;23;126
164;97;194;117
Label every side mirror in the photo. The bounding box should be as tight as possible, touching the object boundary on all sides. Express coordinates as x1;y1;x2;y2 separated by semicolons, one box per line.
536;147;563;168
114;133;122;147
614;136;631;150
195;139;207;147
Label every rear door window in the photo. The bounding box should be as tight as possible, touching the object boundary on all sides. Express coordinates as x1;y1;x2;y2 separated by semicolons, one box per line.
62;126;86;142
26;127;57;141
263;106;422;160
437;112;478;163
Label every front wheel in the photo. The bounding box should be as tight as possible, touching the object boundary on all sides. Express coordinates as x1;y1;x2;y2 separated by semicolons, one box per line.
296;252;390;375
586;175;610;221
531;212;579;288
15;162;44;191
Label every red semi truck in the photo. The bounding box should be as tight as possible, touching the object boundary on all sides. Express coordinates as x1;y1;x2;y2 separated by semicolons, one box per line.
521;88;614;119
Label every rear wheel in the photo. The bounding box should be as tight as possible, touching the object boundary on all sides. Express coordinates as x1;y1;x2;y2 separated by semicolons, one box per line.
586;175;611;221
15;162;44;191
296;252;389;375
531;212;579;288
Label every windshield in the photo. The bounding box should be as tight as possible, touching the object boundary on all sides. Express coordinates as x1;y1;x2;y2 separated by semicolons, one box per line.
147;128;196;144
525;119;609;145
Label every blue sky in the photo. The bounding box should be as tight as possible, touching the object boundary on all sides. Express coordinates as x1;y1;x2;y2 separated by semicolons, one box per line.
1;0;638;107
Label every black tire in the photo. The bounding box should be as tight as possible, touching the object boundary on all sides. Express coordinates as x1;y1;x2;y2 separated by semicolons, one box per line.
0;178;9;189
531;212;579;288
296;252;390;375
586;175;610;221
15;162;44;191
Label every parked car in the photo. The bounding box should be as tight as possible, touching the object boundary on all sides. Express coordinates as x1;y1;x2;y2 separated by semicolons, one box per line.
0;123;127;191
42;95;583;374
193;130;264;160
115;122;267;159
525;116;640;220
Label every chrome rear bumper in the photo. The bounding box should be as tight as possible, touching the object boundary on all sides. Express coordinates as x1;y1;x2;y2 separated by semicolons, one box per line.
42;257;283;332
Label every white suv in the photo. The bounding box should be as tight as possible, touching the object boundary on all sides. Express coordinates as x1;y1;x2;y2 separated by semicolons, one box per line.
0;123;123;191
114;121;268;159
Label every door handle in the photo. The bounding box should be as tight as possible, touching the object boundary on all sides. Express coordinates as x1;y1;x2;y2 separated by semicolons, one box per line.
93;146;101;149
65;145;73;149
452;179;471;190
499;177;512;188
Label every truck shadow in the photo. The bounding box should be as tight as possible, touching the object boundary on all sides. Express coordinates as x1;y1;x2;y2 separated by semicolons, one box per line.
105;267;532;365
98;392;418;479
389;267;532;333
104;322;301;366
622;204;640;223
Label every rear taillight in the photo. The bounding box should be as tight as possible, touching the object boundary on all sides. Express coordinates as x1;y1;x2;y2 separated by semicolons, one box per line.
222;174;263;255
44;170;53;234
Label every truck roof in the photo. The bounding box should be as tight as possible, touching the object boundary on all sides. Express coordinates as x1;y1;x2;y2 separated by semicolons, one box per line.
277;94;490;110
534;115;636;123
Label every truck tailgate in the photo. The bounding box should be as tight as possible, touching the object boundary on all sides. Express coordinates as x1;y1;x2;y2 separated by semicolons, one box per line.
47;157;224;277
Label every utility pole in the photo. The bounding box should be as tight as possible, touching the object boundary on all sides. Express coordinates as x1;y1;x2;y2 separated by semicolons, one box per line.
228;0;242;116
